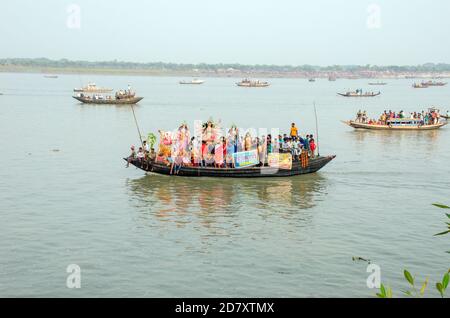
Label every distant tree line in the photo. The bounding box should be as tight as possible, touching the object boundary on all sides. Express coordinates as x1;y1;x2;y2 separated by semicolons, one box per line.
1;58;450;73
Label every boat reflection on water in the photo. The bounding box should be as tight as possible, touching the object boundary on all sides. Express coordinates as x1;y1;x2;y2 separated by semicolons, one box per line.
126;174;329;234
349;128;441;153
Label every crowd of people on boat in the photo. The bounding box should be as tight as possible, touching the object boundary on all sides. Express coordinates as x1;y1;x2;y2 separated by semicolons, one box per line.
126;121;317;172
75;85;135;100
115;85;135;100
349;89;379;96
355;108;446;126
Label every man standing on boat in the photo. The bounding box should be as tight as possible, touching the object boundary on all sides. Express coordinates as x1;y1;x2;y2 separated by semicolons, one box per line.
290;123;298;139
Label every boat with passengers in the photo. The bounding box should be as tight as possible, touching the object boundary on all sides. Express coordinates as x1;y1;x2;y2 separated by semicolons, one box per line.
344;108;447;130
338;90;380;97
73;82;113;93
73;85;143;105
344;118;447;130
236;79;270;87
125;120;335;178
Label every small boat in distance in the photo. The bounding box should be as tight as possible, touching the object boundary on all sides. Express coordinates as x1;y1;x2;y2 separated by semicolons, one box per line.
74;83;113;93
73;86;143;105
412;82;429;88
338;90;381;97
368;81;387;85
328;75;336;81
421;80;447;87
44;75;58;79
179;79;205;85
236;79;270;87
308;78;316;82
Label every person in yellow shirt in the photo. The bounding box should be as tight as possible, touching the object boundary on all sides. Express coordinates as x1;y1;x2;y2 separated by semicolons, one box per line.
290;123;298;138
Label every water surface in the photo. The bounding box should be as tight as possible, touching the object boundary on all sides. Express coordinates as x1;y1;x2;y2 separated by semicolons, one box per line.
0;73;449;297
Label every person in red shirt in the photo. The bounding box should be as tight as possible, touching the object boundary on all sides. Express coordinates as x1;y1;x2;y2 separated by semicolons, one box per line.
201;140;208;167
309;138;316;158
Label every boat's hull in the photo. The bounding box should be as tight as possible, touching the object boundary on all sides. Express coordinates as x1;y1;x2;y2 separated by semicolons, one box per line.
338;93;381;97
73;96;143;104
179;82;204;85
125;155;335;178
343;120;447;130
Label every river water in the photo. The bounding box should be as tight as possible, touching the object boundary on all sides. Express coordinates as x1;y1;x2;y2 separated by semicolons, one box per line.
0;73;449;297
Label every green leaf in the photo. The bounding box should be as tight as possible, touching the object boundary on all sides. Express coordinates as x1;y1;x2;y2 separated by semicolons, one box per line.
420;278;428;296
380;284;386;297
404;270;414;286
402;290;413;297
386;287;393;298
432;203;450;209
446;213;450;219
443;273;449;290
434;230;450;236
376;293;385;298
436;283;444;297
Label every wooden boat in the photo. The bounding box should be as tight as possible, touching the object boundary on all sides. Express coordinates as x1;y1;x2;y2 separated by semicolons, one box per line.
442;115;449;120
179;79;205;85
308;78;316;82
421;80;447;87
236;79;270;87
73;95;143;105
338;91;381;97
343;119;447;130
125;155;335;178
368;82;387;85
73;83;113;93
412;83;429;88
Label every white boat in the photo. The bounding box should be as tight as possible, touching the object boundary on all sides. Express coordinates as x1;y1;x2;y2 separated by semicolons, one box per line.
73;83;113;93
179;79;205;85
236;79;270;87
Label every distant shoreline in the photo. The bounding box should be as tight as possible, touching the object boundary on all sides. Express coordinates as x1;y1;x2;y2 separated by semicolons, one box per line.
1;58;450;79
2;66;450;79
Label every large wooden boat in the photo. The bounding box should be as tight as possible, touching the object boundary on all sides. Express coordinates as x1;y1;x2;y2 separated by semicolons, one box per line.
73;95;143;105
343;119;447;130
125;155;335;178
179;79;205;85
338;91;381;97
73;83;113;93
236;79;270;87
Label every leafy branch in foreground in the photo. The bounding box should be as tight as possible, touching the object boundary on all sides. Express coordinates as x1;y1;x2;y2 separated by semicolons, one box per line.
376;203;449;298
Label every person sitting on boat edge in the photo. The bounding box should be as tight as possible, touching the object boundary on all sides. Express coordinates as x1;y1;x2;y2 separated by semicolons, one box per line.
126;145;136;167
136;147;145;167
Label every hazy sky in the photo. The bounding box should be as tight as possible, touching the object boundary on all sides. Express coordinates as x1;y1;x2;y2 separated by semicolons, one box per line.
1;0;449;65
